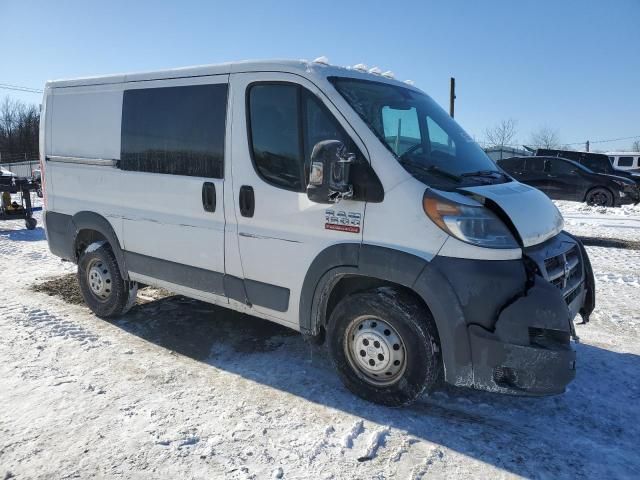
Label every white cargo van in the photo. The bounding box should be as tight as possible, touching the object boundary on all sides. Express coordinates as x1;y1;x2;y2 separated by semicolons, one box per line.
40;59;595;405
608;152;640;171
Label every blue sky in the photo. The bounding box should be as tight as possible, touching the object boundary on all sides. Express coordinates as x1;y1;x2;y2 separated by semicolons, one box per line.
2;0;639;150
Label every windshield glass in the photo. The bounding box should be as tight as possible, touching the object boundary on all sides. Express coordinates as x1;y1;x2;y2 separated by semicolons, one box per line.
329;77;508;189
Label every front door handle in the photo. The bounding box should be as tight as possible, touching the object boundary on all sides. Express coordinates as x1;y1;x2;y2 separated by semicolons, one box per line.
202;182;216;212
239;185;255;217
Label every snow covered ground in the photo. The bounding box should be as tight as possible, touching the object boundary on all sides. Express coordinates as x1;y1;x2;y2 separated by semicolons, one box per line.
1;198;640;479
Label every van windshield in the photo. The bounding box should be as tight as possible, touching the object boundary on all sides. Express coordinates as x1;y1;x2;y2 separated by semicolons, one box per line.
329;77;508;189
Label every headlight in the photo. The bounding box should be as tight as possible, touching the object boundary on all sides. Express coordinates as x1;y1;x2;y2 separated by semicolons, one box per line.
423;192;519;249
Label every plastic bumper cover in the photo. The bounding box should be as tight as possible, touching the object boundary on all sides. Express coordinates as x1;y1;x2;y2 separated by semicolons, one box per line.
465;233;591;396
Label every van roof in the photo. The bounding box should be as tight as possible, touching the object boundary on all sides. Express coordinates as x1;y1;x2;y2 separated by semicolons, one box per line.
44;59;419;91
606;152;640;156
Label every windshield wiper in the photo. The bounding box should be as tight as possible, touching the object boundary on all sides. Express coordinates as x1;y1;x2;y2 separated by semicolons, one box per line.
399;159;461;183
460;169;509;180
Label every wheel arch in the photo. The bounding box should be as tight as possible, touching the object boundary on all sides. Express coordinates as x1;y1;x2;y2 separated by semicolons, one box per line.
71;211;128;280
300;243;473;385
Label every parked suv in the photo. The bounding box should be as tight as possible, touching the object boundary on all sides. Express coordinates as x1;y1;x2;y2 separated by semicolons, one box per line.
498;156;639;206
41;59;595;405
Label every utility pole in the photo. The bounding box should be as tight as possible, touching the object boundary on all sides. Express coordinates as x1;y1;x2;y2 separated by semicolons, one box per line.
586;140;590;152
449;77;456;118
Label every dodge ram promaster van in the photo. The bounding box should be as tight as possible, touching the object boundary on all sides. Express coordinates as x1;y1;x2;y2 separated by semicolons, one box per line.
40;59;595;406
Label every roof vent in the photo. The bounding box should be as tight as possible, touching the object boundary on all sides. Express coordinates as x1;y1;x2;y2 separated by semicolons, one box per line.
381;70;395;79
404;80;415;86
353;63;368;72
313;56;330;65
368;66;382;75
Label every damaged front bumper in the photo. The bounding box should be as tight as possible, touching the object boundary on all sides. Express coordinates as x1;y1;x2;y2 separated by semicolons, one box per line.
432;231;595;396
468;232;594;395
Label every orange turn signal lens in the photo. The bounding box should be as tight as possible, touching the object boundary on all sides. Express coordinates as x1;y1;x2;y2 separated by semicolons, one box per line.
423;196;460;232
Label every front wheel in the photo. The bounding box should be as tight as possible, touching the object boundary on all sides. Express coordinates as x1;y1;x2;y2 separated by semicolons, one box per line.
77;242;137;318
586;187;614;207
327;288;441;406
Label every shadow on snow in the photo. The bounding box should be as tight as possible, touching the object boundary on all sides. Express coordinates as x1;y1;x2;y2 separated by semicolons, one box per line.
0;226;46;242
109;294;639;478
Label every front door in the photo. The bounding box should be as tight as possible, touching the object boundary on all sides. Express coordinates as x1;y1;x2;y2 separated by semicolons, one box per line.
227;72;368;326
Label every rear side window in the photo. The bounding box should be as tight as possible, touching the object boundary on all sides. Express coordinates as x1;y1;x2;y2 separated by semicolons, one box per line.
120;84;227;178
618;156;634;167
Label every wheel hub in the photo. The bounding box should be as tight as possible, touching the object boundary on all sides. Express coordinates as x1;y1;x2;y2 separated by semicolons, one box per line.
346;316;406;385
87;260;113;300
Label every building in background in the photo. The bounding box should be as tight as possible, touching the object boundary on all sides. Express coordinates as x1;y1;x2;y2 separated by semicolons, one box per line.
484;146;531;162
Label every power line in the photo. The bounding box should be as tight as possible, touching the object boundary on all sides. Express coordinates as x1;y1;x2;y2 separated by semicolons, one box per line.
0;83;43;94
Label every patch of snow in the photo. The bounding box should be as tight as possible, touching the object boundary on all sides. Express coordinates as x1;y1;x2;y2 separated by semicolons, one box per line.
341;420;364;449
84;240;106;253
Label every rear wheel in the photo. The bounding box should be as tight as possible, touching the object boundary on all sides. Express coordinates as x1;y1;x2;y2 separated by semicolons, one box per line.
25;217;37;230
586;187;614;207
327;288;441;406
77;243;137;318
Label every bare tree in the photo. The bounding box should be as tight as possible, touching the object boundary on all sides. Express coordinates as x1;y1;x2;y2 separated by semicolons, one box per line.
484;118;518;149
0;96;40;161
631;140;640;152
530;127;561;149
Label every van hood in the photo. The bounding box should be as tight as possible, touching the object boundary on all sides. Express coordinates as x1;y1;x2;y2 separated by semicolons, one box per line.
459;182;564;248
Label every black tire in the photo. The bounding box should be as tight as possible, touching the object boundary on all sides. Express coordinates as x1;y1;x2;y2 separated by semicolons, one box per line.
25;217;37;230
327;288;441;407
585;187;614;207
77;242;137;319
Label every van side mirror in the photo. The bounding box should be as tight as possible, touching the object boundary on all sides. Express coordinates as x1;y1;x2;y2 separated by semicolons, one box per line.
307;140;355;204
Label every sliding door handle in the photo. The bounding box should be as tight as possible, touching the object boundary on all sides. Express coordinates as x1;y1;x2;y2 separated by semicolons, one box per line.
202;182;216;212
239;185;255;217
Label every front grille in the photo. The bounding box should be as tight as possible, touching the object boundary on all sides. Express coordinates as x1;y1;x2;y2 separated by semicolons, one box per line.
542;245;583;304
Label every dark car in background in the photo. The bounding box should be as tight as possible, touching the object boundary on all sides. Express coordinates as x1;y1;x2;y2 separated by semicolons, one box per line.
498;156;639;207
536;148;640;187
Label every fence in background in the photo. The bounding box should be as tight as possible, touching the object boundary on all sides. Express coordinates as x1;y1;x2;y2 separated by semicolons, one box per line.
0;160;39;177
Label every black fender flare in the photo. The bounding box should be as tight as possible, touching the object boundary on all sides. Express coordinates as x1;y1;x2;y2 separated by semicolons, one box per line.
299;243;473;385
71;211;128;279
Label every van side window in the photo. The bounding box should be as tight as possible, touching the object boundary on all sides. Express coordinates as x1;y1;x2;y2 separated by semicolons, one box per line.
618;156;634;167
120;84;227;178
248;84;303;191
248;83;363;192
303;93;359;177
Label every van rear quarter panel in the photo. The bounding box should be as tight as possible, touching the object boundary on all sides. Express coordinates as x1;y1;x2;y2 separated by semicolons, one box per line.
46;84;125;243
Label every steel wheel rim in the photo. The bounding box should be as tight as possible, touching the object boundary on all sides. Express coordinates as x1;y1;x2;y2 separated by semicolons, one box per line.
344;315;407;386
87;258;113;301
